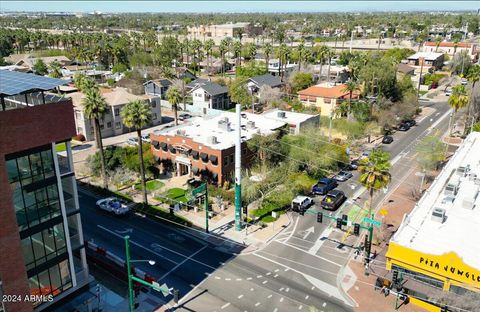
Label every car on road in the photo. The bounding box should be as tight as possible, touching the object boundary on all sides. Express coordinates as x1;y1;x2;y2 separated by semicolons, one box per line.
321;190;347;211
334;171;353;182
178;113;192;121
141;134;150;143
403;119;416;127
127;137;139;146
445;88;453;96
291;196;314;212
350;159;360;170
461;78;468;85
382;135;394;144
312;178;338;195
96;197;130;215
398;122;410;131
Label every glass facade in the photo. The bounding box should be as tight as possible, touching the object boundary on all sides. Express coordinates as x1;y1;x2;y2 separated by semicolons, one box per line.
5;142;87;308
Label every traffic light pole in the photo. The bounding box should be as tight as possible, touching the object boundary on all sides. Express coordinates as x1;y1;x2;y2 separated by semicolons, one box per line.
204;183;209;233
125;236;135;312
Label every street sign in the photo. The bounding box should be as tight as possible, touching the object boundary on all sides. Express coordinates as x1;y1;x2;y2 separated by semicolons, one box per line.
151;281;170;297
363;217;382;227
271;211;278;218
192;183;206;196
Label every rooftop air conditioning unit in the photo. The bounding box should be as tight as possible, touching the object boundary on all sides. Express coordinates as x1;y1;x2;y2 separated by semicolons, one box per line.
431;208;446;224
444;183;459;196
277;111;286;118
457;165;470;177
247;121;256;129
207;136;218;145
241;113;247;119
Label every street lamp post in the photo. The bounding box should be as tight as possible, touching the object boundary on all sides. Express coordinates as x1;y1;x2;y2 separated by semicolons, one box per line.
124;235;156;312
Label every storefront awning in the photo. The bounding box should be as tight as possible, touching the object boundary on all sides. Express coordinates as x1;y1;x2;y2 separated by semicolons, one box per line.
152;141;160;148
200;152;208;161
209;155;218;164
160;142;167;150
191;150;199;158
169;145;176;153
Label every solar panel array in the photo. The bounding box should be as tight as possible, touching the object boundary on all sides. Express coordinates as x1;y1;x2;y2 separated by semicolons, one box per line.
0;70;70;96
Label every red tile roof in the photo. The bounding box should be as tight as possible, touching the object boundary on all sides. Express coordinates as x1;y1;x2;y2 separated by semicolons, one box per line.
298;84;360;100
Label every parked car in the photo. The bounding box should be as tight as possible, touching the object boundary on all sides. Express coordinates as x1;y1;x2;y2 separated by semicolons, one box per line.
382;135;394;144
445;88;453;96
312;178;338;195
127;137;139;145
96;197;130;215
398;122;410;131
403;119;416;127
291;196;314;212
350;159;360;170
178;113;192;121
334;171;353;182
321;190;347;211
141;134;150;143
461;78;468;85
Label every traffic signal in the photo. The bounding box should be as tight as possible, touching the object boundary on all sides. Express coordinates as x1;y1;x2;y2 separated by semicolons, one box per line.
342;214;348;222
392;270;399;285
364;234;371;264
336;218;342;229
317;212;323;223
353;223;360;236
243;206;247;215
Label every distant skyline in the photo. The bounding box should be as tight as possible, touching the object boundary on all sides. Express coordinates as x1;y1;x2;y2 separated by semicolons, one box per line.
1;1;478;13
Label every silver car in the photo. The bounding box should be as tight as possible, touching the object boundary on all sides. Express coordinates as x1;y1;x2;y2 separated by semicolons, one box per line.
96;197;130;215
334;171;353;182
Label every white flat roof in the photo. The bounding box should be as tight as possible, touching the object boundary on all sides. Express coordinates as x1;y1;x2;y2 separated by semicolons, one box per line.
263;109;319;125
408;52;443;61
391;132;480;270
152;111;286;150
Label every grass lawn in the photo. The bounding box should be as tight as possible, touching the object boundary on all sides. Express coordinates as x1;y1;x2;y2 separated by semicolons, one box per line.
419;90;428;96
55;141;80;153
164;187;188;203
135;180;165;192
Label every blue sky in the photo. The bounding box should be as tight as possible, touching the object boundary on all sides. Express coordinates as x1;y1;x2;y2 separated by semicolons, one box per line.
1;1;478;13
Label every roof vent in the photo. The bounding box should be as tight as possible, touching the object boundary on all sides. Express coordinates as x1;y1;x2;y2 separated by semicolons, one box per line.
176;129;186;136
241;113;247;119
247;121;256;129
444;183;459;196
431;208;446;224
277;111;286;118
457;165;470;177
217;119;231;131
207;136;218;145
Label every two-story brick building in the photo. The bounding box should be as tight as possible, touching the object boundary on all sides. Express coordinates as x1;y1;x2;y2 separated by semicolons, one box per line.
150;112;286;186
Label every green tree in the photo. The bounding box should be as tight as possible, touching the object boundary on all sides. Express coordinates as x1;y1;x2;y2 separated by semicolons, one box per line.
48;60;62;78
358;149;391;216
466;65;480;130
416;134;446;171
166;86;182;126
289;72;313;93
82;86;109;189
263;43;273;72
342;80;361;120
33;59;48;76
448;85;469;135
228;80;251;109
112;63;128;74
204;39;214;76
121;100;153;206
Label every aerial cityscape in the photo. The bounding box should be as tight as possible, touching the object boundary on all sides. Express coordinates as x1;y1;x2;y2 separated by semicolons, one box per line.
1;1;480;312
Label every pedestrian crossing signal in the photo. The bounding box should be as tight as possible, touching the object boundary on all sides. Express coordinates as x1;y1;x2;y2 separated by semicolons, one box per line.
353;223;360;236
317;212;322;223
336;218;342;229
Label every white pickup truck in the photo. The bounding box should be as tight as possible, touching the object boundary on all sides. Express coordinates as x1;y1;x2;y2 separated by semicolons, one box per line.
96;197;131;215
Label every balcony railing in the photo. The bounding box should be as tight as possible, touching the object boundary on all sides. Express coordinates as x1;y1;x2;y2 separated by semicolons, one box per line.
1;92;69;112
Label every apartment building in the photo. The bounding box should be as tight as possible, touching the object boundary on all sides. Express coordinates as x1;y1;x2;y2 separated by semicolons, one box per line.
0;71;89;312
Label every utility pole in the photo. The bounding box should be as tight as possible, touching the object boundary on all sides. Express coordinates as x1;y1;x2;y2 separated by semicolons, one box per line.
328;110;333;142
416;60;424;101
234;104;242;231
125;236;135;312
204;183;209;233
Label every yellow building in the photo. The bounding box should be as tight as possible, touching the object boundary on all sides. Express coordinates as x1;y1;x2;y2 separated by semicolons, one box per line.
297;83;360;117
386;132;480;296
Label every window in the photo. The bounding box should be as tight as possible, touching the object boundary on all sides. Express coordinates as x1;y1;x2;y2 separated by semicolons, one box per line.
100;124;104;130
75;111;82;120
115;108;120;116
115;122;121;129
151;100;156;108
153;113;157;120
107;122;112;128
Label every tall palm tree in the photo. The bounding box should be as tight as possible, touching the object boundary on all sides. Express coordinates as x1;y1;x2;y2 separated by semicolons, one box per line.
264;43;273;73
466;65;480;130
219;38;229;77
448;85;469;135
232;40;242;69
166;86;182;126
121;100;153;206
358;149;391;217
342;80;360;120
204;39;214;76
434;37;442;52
82;85;109;189
315;45;330;82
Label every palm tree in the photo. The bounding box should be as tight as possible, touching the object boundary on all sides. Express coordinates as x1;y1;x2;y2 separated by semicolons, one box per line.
434;37;442;52
342;80;360;120
358;149;391;217
448;85;469;135
466;65;480;129
315;45;330;82
232;40;242;69
48;61;62;78
82;85;109;189
121;100;153;206
204;39;214;76
219;38;229;77
264;43;273;73
166;86;182;126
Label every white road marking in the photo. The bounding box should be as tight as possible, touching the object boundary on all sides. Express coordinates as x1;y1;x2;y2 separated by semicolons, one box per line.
280;297;284;303
267;294;273;299
322;302;327;307
257;275;263;278
225;278;231;281
274;269;280;272
273;308;278;312
305;295;309;299
286;287;290;292
236;278;242;281
263;280;268;284
302;226;315;239
221;302;231;309
284;268;289;272
238;294;244;299
215;276;221;280
158;245;208;281
246;277;252;281
286;216;300;242
255;302;261;307
266;272;272;276
250;288;254;291
274;274;279;278
279;287;284;291
311;286;315;290
298;305;303;310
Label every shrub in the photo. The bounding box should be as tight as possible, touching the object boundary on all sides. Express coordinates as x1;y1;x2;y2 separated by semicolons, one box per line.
106;78;115;86
72;134;86;142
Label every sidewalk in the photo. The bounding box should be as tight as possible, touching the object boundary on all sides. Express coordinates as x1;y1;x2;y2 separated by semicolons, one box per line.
339;153;449;311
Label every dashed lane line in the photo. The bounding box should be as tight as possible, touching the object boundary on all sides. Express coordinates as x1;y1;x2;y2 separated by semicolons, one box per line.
221;302;231;310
